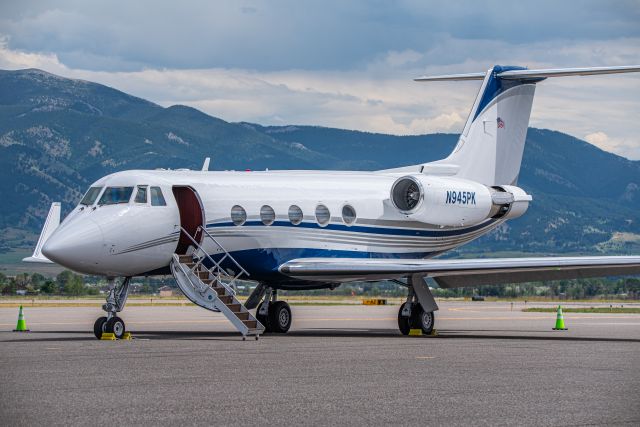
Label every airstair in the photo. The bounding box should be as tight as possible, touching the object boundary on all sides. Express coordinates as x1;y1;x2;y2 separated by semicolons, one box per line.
170;226;264;339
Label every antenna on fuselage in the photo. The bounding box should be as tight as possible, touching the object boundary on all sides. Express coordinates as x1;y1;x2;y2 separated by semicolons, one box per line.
202;157;211;171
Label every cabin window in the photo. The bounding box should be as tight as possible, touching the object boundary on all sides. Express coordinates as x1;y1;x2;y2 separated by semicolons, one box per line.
260;205;275;226
288;205;303;225
150;187;167;206
231;205;247;226
134;186;148;204
342;204;356;225
98;187;134;205
315;204;330;226
80;186;103;205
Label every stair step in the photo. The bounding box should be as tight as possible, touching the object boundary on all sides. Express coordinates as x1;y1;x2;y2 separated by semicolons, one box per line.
212;286;227;296
218;295;233;304
179;255;193;263
198;271;210;279
243;320;257;328
234;311;250;321
227;303;241;312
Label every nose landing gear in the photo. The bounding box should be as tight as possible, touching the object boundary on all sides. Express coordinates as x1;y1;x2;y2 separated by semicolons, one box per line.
93;277;131;339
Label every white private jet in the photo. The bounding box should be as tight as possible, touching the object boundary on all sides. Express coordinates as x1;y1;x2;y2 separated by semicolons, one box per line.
26;65;640;340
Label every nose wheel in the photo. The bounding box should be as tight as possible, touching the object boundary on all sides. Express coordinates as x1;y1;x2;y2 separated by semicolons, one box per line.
94;277;131;339
93;315;126;339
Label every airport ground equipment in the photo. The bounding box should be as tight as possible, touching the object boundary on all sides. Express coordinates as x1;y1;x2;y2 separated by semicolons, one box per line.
170;226;264;339
13;306;29;332
362;298;387;305
553;305;568;330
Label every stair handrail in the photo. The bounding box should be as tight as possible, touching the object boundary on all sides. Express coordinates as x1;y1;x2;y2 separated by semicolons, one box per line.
177;227;236;295
198;225;250;278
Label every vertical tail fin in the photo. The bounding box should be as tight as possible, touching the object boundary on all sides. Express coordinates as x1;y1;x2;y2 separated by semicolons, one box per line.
22;202;61;263
408;65;640;186
446;65;538;185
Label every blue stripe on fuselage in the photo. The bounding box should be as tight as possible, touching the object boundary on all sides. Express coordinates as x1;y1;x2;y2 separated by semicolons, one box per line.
207;218;498;237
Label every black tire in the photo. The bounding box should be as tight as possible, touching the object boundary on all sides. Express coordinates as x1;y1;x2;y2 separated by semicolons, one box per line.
269;301;292;333
93;316;108;339
105;316;126;339
256;302;271;333
409;304;435;335
398;302;411;335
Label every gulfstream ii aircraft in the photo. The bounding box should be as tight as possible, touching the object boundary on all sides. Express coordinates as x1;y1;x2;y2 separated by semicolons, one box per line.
27;65;640;339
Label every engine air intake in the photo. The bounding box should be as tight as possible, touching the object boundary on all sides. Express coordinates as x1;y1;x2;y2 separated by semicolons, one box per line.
391;176;423;212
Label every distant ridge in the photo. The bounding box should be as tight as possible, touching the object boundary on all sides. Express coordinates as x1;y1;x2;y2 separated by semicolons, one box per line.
0;68;638;254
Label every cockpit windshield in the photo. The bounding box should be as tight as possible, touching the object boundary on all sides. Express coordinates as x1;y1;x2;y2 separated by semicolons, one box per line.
98;187;134;205
80;186;103;206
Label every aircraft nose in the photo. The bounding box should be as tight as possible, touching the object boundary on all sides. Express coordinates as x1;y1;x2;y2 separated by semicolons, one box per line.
42;218;105;272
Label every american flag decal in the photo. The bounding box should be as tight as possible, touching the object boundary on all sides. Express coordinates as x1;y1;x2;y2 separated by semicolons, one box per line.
497;117;505;128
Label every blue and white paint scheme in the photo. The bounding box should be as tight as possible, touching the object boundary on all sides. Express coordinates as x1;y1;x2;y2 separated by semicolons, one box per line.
27;65;640;336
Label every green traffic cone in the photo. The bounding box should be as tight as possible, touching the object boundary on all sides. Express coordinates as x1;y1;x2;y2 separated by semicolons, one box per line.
13;305;30;332
552;305;567;330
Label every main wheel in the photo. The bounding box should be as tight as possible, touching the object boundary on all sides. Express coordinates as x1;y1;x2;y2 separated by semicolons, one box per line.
256;302;272;332
269;301;292;333
93;316;108;339
105;316;126;339
398;302;411;335
409;304;435;335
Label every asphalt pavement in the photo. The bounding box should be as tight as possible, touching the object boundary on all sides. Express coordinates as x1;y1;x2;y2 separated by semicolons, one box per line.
1;301;639;426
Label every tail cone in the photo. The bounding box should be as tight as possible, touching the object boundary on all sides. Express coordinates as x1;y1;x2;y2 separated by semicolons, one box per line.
13;305;30;332
552;305;567;330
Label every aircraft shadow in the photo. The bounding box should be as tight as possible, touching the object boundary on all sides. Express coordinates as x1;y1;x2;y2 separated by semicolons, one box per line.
2;329;639;344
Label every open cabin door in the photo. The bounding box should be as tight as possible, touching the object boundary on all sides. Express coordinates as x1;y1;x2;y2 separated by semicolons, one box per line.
172;186;205;255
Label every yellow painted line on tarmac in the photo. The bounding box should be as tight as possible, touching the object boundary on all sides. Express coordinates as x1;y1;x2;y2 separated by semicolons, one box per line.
447;306;513;312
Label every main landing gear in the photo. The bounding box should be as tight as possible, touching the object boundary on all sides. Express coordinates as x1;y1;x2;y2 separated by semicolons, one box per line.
256;288;292;333
93;277;131;339
397;277;436;335
397;302;435;335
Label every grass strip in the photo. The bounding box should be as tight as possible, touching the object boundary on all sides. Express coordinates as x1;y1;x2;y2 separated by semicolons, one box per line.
523;307;640;314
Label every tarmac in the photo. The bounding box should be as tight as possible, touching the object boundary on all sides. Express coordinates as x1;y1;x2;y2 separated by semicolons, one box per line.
1;301;639;426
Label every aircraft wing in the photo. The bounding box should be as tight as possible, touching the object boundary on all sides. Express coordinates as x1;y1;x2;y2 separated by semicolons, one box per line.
279;256;640;286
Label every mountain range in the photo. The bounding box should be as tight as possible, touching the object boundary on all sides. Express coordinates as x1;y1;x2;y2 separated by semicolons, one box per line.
0;68;638;255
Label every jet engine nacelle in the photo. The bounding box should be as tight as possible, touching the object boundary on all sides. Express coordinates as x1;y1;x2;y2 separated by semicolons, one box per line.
390;175;531;227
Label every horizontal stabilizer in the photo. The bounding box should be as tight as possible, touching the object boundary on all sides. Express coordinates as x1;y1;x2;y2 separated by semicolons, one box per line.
22;202;61;264
415;65;640;82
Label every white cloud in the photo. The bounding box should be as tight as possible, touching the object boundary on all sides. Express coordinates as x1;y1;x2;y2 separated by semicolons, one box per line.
584;131;640;160
0;38;638;160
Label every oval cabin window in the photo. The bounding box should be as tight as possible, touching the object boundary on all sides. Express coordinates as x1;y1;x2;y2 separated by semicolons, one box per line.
342;204;356;225
315;204;330;226
260;205;275;226
231;205;247;226
288;205;303;225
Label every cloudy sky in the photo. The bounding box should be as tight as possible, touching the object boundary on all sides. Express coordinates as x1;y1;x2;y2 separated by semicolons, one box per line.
1;0;639;159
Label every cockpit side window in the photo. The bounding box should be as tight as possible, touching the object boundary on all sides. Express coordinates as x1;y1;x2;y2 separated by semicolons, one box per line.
98;187;134;205
80;186;103;206
134;186;148;204
150;187;167;206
